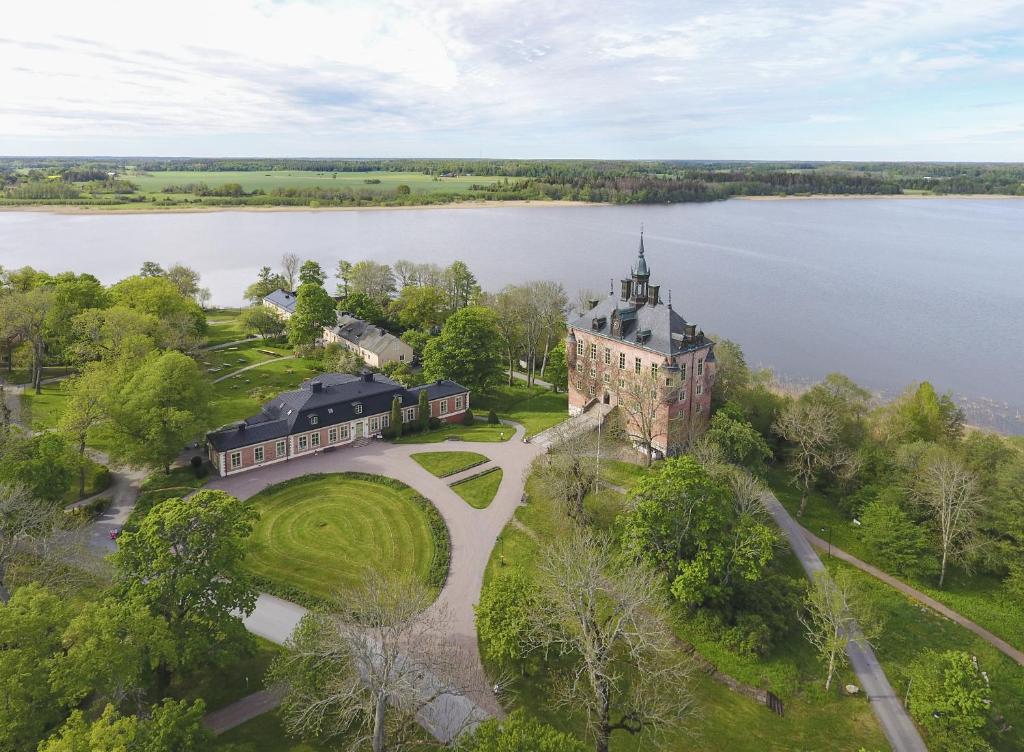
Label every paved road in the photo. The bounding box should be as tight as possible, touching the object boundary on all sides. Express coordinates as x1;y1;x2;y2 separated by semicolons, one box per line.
77;450;148;554
203;688;284;734
800;527;1024;667
762;490;928;752
208;423;545;735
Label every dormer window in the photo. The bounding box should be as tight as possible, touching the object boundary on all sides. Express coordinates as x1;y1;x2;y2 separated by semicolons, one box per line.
309;415;318;425
354;403;363;415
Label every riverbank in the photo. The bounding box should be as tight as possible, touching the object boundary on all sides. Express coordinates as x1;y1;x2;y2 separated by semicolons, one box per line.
737;193;1024;201
0;199;599;215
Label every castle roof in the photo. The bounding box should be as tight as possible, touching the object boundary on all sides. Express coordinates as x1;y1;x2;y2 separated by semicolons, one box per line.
631;233;650;279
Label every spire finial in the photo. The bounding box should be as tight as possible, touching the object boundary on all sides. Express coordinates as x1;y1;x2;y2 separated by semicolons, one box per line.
609;278;614;296
639;223;645;255
668;289;672;309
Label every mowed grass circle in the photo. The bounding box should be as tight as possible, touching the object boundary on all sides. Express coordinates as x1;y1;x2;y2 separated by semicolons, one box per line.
243;474;439;601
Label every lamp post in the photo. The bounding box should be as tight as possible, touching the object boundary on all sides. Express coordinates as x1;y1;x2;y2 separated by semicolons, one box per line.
820;526;832;558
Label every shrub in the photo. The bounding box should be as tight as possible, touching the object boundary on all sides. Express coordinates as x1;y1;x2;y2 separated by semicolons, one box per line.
92;466;112;493
463;409;475;425
189;455;204;477
68;495;112;522
429;416;442;430
487;409;499;425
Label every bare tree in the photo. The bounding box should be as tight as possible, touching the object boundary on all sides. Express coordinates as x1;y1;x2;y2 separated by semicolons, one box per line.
616;369;667;467
772;400;851;516
528;531;693;752
0;483;98;603
911;450;983;588
350;261;398;308
800;568;881;691
531;423;600;524
270;570;475;752
281;253;302;291
487;288;525;387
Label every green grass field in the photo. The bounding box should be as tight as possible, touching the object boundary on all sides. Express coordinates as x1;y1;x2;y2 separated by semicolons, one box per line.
471;384;568;437
394;421;511;444
833;559;1024;752
410;451;489;478
451;468;503;509
205;307;250;347
767;466;1023;652
241;474;440;602
482;469;888;752
208;356;322;429
127;170;487;196
19;383;69;432
599;458;650;490
198;338;292;377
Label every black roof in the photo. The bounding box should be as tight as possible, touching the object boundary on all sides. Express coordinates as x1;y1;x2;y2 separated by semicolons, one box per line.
207;373;468;451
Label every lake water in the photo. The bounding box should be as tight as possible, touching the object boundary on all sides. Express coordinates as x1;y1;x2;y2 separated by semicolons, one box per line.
1;199;1022;432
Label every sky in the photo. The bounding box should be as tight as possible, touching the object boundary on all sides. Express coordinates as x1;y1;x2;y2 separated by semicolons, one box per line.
2;0;1024;161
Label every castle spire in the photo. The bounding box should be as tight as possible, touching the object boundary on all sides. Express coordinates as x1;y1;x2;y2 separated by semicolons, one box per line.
631;227;650;281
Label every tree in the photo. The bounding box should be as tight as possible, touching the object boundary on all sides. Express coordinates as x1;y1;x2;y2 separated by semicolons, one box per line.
337;291;386;325
270;570;472;752
710;338;750;407
457;711;587;752
395;183;411;196
799;568;880;691
350;260;397;308
68;305;160;364
281;252;301;290
390;396;403;438
38;699;211;752
299;260;327;287
531;423;599;524
615;368;666;467
111;490;258;694
906;650;993;752
422;306;503;393
859;492;930;577
545;341;568;392
105;351;211;473
244;265;289;302
50;596;175;711
139;261;165;277
0;286;54;393
488;287;525;386
0;432;74;502
703;406;772;473
392;284;448;332
0;584;70;749
528;531;692;752
165;263;202;301
59;363;111;497
335;259;353;297
108;275;206;351
289;283;336;347
443;260;480;311
876;382;964;445
772;398;853;516
475;566;542;668
240;304;286;340
417;388;430;431
910;448;983;588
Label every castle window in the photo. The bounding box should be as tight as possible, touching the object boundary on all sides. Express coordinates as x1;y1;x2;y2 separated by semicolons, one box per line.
576;377;584;390
634;357;642;374
679;388;687;401
587;384;595;396
696;403;702;414
576;340;584;356
329;427;338;443
589;366;596;378
230;451;241;469
619;378;625;389
341;424;350;439
651;363;658;377
619;352;626;369
309;415;318;426
603;372;610;384
603;347;611;365
681;364;687;380
354;403;363;415
696;383;703;396
298;435;308;451
697;358;704;376
576;361;583;372
590;343;597;359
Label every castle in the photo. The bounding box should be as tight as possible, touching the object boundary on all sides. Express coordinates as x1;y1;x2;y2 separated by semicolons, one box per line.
566;234;716;456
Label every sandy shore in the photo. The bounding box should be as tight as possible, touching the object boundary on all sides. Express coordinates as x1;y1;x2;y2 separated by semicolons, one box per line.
0;199;598;216
736;193;1024;201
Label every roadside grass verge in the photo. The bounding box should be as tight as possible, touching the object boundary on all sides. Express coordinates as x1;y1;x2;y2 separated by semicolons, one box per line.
450;467;503;510
393;421;511;444
831;559;1024;752
410;451;489;478
472;383;568;438
241;473;449;608
481;470;887;752
766;466;1023;652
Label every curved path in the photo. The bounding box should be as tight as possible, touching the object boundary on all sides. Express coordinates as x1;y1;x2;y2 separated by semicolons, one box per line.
763;490;928;752
206;421;543;733
800;527;1024;667
212;355;296;384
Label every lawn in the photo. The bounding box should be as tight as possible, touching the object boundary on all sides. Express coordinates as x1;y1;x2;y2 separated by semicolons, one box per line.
766;465;1023;652
205;307;250;348
214;712;329;752
394;421;512;444
451;468;503;509
172;637;283;713
197;338;292;378
410;450;489;478
61;456;111;504
241;474;448;605
19;383;69;432
2;365;72;385
208;356;322;429
482;469;888;752
599;458;650;490
833;559;1024;752
471;383;568;437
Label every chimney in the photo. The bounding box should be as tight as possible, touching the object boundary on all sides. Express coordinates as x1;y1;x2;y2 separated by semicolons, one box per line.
685;323;696;339
362;370;374;383
237;422;246;432
311;381;323;393
647;285;660;306
587;298;599;311
620;279;632;301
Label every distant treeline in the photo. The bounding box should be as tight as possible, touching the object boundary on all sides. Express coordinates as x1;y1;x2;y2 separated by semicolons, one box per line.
3;158;1024;205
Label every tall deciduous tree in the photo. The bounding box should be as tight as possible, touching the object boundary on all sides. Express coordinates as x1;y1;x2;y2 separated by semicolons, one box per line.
59;363;111;497
531;422;599;524
444;259;480;312
165;263;202;301
38;699;211;752
108;275;206;352
0;286;54;393
271;570;472;752
615;368;666;467
281;252;301;291
298;260;327;287
772;398;854;515
457;711;587;752
244;266;289;302
422;306;502;393
111;490;258;694
289;283;336;347
905;650;993;751
335;259;353;297
105;351;211;473
528;531;693;752
240;304;286;340
349;260;397;308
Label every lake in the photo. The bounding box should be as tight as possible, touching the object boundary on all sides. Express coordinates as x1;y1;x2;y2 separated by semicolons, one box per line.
1;198;1021;432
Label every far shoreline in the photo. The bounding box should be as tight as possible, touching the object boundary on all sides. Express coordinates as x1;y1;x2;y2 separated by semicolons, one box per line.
1;193;1022;216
